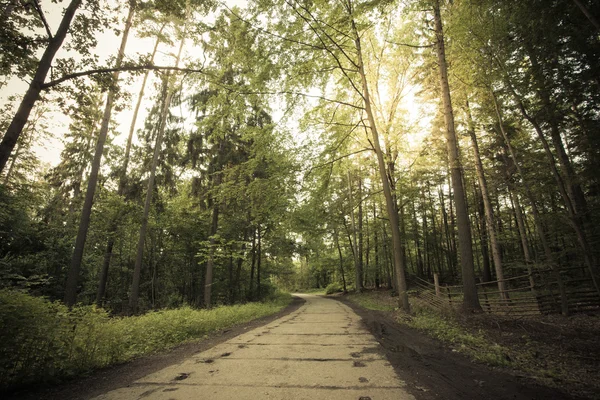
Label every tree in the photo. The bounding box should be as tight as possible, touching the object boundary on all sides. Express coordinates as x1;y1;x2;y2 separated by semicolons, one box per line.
432;0;481;312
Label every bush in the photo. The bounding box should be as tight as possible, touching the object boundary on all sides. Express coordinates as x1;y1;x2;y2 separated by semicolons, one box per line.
325;282;343;295
0;289;291;391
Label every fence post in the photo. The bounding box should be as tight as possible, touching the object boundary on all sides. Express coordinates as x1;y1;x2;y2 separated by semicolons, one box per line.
445;284;452;307
480;282;491;313
434;273;441;297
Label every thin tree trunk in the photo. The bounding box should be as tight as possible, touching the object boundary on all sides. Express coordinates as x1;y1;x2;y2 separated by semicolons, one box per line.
572;0;600;32
257;227;262;299
433;0;481;312
476;185;492;282
350;15;409;311
439;187;455;277
64;1;132;306
372;204;380;289
347;170;361;292
357;174;364;290
203;196;220;307
334;227;347;292
0;0;82;173
129;32;186;313
249;227;256;300
466;101;507;299
508;189;536;290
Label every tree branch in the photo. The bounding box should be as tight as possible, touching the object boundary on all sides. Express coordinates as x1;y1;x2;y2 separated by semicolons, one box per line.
385;40;434;49
31;0;53;40
307;147;372;173
40;65;207;89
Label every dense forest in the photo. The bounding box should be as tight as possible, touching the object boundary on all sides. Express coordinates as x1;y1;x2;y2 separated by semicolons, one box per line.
1;0;599;319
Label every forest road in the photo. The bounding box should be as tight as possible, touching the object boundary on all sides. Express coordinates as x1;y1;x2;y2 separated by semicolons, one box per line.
93;294;415;400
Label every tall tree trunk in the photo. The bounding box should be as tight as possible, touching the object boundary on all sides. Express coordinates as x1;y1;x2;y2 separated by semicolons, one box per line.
249;227;256;300
0;0;82;173
475;186;492;282
372;204;380;289
411;195;424;278
203;195;220;307
334;227;348;292
508;189;536;290
347;170;361;292
256;226;262;299
439;187;455;277
64;1;132;306
433;0;481;312
129;32;186;313
466;101;507;299
350;15;409;311
357;174;364;290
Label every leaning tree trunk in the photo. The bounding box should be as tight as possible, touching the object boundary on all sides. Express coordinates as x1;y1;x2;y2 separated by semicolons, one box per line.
0;0;82;173
492;91;569;315
64;1;132;306
129;33;186;313
433;0;481;312
96;22;164;307
465;101;508;300
350;16;410;312
572;0;600;33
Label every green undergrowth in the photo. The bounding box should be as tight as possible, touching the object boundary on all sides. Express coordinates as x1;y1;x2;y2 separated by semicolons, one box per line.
0;289;291;392
345;291;510;366
406;305;510;366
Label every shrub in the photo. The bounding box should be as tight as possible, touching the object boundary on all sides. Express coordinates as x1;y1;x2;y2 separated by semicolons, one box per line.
325;282;343;295
0;289;291;391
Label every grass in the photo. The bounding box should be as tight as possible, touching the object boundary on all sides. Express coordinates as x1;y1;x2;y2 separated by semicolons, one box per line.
0;289;292;391
345;291;510;366
346;290;397;311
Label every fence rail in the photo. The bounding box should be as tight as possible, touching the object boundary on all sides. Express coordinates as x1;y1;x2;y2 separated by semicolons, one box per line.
408;265;600;316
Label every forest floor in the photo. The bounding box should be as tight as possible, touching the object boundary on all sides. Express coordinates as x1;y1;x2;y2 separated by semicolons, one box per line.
340;290;600;400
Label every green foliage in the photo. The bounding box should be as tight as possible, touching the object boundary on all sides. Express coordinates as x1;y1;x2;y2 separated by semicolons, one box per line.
325;282;343;294
0;289;291;391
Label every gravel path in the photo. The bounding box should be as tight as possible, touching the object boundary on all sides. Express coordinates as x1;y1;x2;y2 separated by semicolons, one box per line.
93;294;415;400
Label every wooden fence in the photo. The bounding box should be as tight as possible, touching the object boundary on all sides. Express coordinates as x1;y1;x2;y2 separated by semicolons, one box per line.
409;265;600;316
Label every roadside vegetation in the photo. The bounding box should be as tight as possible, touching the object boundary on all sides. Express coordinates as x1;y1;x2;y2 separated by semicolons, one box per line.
0;289;291;392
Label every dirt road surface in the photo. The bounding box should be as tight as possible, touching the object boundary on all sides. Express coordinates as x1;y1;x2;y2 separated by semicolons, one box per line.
92;294;414;400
